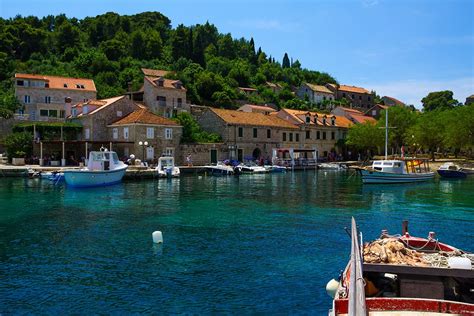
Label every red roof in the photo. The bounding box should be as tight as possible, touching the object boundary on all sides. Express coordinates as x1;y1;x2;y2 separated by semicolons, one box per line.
141;68;172;77
15;73;96;92
145;76;187;91
338;85;370;94
350;113;377;124
110;108;180;126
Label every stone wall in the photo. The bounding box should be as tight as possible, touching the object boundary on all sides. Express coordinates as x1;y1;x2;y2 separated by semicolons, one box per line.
76;97;138;141
178;143;228;166
143;79;188;117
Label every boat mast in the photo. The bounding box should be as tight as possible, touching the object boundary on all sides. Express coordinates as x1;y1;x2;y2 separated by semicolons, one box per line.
385;109;388;160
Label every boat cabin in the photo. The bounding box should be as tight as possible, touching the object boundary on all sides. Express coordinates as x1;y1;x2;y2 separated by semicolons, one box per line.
87;151;120;171
157;156;175;171
371;160;405;174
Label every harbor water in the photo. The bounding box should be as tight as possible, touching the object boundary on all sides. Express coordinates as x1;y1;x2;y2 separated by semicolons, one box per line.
1;171;473;314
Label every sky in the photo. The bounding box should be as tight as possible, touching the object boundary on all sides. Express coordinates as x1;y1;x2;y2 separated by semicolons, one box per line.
1;0;473;107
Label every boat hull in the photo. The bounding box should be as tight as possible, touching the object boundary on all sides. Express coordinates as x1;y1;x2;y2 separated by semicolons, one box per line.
437;169;467;178
203;166;234;175
360;169;435;184
64;167;127;188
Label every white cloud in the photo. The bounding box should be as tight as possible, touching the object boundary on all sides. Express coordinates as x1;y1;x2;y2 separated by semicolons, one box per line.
361;0;379;7
362;77;474;108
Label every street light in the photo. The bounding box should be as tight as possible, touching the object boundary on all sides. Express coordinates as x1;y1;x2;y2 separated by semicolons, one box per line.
138;141;148;163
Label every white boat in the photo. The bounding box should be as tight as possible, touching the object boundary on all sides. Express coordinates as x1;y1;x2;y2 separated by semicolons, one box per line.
318;163;346;170
156;156;180;178
360;110;435;184
360;159;435;184
63;150;127;188
264;165;287;173
235;162;268;174
202;162;234;175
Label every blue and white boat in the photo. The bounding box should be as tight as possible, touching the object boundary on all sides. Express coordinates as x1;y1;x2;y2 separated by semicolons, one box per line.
63;150;127;188
264;165;287;173
203;162;234;175
437;162;467;179
156;156;180;178
360;159;435;184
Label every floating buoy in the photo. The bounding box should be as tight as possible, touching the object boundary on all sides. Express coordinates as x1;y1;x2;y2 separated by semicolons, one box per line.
326;278;339;298
152;231;163;244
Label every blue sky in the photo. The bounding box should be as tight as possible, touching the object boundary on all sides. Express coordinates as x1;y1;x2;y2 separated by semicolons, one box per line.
1;0;473;107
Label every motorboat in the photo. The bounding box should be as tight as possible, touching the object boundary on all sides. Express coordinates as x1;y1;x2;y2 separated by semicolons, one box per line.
264;165;287;173
202;162;234;175
360;159;435;184
318;163;346;170
328;218;474;315
437;162;467;179
63;150;127;188
156;156;180;178
234;162;268;174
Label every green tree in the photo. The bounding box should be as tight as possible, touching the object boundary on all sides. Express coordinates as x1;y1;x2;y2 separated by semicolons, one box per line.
4;132;33;159
174;112;221;143
282;53;290;68
421;90;459;111
407;110;445;160
378;106;417;151
346;122;384;153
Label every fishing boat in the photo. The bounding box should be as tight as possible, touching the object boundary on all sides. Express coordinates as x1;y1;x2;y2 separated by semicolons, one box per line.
328;218;474;315
437;162;467;179
318;163;347;170
63;150;127;188
359;110;435;184
202;162;234;175
360;158;435;184
156;156;180;178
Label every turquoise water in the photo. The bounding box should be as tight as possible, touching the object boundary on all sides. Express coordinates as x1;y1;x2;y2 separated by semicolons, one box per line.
1;172;473;314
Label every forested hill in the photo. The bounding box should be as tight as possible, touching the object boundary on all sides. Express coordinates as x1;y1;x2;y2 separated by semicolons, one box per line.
0;11;337;109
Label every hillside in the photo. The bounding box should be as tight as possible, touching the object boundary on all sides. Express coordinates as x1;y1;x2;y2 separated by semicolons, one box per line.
0;11;337;110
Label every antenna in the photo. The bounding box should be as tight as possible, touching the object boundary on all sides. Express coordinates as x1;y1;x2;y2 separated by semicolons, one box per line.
378;109;396;160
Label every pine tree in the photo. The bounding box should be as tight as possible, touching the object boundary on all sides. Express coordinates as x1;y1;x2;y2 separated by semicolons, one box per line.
282;53;290;68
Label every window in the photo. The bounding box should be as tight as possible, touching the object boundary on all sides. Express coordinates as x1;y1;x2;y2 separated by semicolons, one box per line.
113;128;118;139
165;147;174;156
48;110;57;117
45;96;51;104
177;98;182;105
359;95;362;100
267;129;271;139
117;111;122;117
17;80;24;86
64;83;68;88
331;117;336;126
372;110;377;116
146;127;154;139
283;132;287;141
322;118;326;125
306;131;310;139
157;96;166;106
352;94;355;99
322;131;327;140
59;110;65;118
165;128;173;140
296;133;299;142
323;96;326;101
72;109;77;117
40;109;48;117
342;93;346;98
24;95;31;104
289;133;293;142
316;131;320;139
238;127;243;137
85;128;90;140
306;116;311;124
83;98;88;102
331;131;335;140
253;128;257;138
158;80;164;87
368;96;371;102
123;127;129;140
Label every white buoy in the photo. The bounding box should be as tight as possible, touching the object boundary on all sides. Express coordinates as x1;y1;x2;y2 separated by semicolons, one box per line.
152;231;163;244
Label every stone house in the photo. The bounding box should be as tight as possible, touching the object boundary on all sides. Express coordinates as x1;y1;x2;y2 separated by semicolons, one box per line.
14;73;96;122
276;108;352;158
331;106;377;125
141;68;189;118
71;95;139;142
326;83;374;110
237;104;277;115
296;83;335;105
466;95;474;105
382;96;405;106
197;107;298;163
366;104;388;119
265;82;283;93
107;108;182;162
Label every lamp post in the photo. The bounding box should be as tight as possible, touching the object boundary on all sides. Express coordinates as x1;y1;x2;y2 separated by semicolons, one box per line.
138;141;148;163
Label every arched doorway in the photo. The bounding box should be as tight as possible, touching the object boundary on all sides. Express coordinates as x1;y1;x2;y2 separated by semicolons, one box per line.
252;148;262;160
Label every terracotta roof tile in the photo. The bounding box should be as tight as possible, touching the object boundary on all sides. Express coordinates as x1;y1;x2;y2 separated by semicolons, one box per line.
210;108;297;129
145;76;187;91
238;104;277;112
15;73;96;92
338;85;370;94
282;108;352;128
305;83;334;94
350;113;377;124
382;96;405;105
141;68;172;77
110;108;180;126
